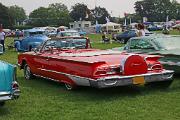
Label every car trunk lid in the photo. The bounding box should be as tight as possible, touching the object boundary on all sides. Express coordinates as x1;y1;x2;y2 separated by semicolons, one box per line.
54;50;148;75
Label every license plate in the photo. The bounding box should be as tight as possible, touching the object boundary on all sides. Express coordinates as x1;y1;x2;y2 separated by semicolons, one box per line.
133;76;145;85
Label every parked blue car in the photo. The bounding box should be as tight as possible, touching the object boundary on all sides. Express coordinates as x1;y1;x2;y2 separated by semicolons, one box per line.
147;25;163;31
116;30;137;44
14;28;49;52
79;30;87;36
116;29;153;44
0;61;20;106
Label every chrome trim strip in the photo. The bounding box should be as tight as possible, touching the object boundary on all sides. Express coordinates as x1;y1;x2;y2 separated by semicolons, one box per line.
0;92;11;101
39;68;174;81
34;72;91;86
33;74;59;82
38;68;95;81
0;92;11;96
0;96;11;101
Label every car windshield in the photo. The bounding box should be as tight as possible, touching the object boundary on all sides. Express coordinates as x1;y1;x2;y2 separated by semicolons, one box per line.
24;31;44;37
57;32;80;37
30;31;44;36
43;38;87;50
153;36;180;50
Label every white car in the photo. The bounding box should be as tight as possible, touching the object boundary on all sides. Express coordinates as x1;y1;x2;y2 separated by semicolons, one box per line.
57;30;80;37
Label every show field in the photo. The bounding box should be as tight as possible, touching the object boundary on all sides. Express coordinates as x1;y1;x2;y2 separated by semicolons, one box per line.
1;33;180;120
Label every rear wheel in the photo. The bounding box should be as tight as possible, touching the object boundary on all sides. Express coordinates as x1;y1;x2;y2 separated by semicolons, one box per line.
24;64;34;80
28;45;32;51
0;102;5;107
121;39;125;44
146;80;173;89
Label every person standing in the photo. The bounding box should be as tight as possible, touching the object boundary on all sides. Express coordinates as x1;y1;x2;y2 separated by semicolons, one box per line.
137;23;145;37
0;28;6;52
134;24;139;37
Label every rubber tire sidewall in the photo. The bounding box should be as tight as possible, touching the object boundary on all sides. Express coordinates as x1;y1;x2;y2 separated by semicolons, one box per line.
24;64;33;80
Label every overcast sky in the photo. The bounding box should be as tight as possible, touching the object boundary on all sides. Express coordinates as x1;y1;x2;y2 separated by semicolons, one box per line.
1;0;180;17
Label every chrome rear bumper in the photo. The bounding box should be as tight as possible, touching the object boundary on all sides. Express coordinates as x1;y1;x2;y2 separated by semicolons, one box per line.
0;89;20;102
0;92;11;101
89;70;174;88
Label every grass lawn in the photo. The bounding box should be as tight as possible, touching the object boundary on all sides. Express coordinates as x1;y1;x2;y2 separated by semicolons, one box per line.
0;33;180;120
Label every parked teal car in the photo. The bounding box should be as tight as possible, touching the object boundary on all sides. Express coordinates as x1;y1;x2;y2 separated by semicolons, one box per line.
0;61;20;106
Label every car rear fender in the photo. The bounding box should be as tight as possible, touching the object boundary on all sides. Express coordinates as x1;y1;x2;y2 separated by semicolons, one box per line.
144;55;164;71
144;55;163;62
0;61;15;92
14;41;21;50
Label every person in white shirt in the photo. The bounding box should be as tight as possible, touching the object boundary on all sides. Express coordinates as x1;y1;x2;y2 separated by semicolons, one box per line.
134;24;139;37
0;28;6;52
137;23;145;37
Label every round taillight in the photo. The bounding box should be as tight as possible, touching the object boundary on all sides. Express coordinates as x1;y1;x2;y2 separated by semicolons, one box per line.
123;55;148;75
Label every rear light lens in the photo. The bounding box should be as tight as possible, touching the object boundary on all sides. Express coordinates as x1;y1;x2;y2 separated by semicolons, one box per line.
94;65;122;76
12;81;19;89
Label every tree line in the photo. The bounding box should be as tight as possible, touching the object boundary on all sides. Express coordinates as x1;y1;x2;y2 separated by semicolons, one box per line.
0;0;180;28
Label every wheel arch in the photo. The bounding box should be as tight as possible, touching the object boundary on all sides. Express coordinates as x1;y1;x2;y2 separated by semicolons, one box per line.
21;59;27;69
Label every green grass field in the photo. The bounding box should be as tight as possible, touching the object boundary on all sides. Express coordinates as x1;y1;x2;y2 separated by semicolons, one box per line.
0;32;180;120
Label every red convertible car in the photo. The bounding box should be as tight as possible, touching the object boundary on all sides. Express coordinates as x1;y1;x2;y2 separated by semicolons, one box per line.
18;37;174;90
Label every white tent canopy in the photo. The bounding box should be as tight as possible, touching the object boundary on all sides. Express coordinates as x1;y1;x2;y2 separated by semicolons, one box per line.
101;22;121;32
102;22;121;27
58;26;68;29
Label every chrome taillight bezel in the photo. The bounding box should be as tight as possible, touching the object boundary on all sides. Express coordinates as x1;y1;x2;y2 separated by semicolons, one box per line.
94;65;122;76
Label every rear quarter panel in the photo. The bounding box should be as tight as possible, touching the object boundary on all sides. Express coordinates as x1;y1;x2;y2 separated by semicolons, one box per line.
0;61;14;92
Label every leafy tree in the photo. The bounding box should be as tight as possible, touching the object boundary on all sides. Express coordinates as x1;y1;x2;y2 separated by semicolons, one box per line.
49;3;68;12
48;3;72;26
29;3;72;27
134;0;180;22
0;2;13;28
29;7;49;26
9;5;26;24
91;6;111;24
172;0;180;20
177;4;180;20
70;3;91;21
